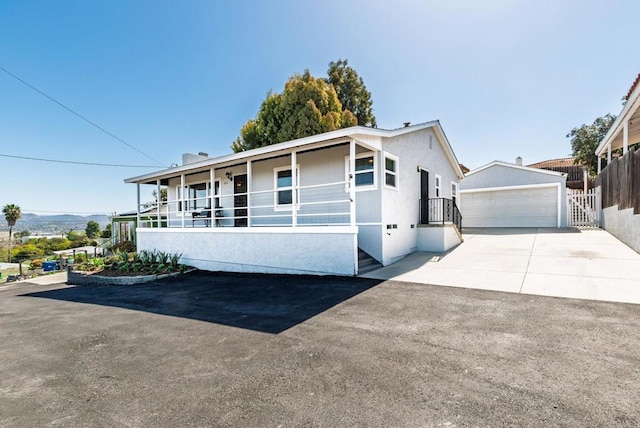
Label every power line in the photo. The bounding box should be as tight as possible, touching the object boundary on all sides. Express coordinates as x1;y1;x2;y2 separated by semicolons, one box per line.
0;152;158;168
0;65;168;168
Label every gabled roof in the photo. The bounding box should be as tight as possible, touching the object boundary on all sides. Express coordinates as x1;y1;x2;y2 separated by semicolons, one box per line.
125;120;464;183
465;160;567;178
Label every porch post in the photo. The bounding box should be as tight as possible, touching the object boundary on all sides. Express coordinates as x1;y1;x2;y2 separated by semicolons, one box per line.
349;139;356;227
180;173;185;228
156;179;161;228
291;151;297;227
597;156;602;174
623;120;629;154
136;183;141;226
246;160;252;227
607;144;611;164
210;167;215;223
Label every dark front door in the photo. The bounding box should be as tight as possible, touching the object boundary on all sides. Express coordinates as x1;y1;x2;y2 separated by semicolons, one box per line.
420;169;429;224
234;174;248;227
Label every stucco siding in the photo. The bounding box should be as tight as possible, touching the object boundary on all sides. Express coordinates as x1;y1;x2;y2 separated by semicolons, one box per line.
380;128;461;264
601;206;640;253
137;227;358;276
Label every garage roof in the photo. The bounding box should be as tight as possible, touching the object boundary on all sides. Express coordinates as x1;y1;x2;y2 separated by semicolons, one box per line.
465;161;567;178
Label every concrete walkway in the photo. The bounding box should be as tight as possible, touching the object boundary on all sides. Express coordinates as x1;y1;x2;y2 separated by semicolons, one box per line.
361;228;640;304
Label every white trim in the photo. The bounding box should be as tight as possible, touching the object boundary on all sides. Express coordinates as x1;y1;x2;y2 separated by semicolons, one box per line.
345;152;377;191
383;152;399;190
451;181;458;200
137;226;358;235
595;80;640;156
435;174;441;197
465;161;567;178
273;164;300;211
461;182;561;228
125;120;465;184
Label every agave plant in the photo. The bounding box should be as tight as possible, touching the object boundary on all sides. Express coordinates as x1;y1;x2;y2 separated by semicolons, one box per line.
169;252;182;268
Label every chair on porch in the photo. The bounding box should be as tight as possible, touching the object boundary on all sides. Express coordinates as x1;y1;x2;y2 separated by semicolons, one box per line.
192;209;212;227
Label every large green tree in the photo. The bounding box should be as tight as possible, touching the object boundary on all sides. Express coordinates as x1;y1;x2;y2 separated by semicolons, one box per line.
232;62;375;152
2;204;21;263
327;59;376;127
567;113;617;176
85;221;101;239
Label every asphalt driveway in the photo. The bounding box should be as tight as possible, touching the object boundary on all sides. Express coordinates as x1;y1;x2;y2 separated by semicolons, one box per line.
1;271;639;427
363;228;640;304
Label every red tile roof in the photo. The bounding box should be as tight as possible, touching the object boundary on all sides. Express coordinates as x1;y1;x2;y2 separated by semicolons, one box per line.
527;157;579;169
625;73;640;101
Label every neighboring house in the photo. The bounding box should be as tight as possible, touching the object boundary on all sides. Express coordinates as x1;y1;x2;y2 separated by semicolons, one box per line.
594;73;640;252
459;159;567;228
111;206;167;246
124;121;465;276
527;157;586;190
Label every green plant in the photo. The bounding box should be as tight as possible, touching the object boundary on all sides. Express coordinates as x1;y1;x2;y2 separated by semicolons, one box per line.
169;253;182;268
30;259;43;269
113;241;136;253
74;253;87;264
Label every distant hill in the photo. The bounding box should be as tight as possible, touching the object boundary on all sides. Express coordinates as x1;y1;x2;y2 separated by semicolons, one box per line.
1;213;110;235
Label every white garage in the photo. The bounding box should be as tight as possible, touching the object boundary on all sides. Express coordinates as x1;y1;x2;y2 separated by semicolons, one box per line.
460;161;567;228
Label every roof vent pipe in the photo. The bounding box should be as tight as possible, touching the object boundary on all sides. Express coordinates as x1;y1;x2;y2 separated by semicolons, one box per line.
198;152;209;157
515;156;522;166
403;122;411;128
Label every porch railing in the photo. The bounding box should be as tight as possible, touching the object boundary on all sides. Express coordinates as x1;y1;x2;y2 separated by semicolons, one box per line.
139;180;352;228
419;197;462;231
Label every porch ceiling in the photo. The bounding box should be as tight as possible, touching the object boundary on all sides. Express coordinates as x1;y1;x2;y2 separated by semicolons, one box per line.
129;136;381;185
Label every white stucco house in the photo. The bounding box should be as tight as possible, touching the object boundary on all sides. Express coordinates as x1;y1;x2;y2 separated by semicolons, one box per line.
459;159;567;228
124;121;464;276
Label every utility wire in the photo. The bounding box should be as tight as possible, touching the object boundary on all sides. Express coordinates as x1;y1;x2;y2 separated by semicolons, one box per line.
0;66;168;168
0;152;158;168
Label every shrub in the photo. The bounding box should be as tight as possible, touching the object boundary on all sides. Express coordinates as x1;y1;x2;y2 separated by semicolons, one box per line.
113;241;136;253
30;259;43;269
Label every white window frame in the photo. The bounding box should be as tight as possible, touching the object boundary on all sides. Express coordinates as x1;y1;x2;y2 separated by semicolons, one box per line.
273;165;300;211
345;152;377;192
435;174;441;198
383;153;399;190
176;181;211;212
451;182;458;201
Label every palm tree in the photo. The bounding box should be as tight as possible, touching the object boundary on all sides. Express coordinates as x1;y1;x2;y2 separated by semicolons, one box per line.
3;204;21;263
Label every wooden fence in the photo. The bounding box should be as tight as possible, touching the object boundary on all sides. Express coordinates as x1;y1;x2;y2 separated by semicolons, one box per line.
594;146;640;214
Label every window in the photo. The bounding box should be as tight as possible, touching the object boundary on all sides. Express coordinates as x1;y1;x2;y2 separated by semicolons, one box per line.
451;182;458;203
384;155;398;188
176;182;211;212
435;174;441;197
274;165;299;210
345;152;376;190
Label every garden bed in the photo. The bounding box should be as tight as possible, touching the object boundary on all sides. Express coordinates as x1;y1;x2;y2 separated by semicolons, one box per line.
66;250;193;286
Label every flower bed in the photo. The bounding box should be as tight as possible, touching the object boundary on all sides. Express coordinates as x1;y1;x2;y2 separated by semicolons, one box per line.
67;250;193;286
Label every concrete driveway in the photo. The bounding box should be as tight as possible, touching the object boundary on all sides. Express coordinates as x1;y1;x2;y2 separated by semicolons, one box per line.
362;228;640;304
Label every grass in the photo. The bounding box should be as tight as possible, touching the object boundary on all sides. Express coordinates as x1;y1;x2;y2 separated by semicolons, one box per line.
0;268;20;284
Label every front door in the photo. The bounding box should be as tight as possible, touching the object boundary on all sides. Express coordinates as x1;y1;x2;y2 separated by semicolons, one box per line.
234;174;248;227
420;169;429;224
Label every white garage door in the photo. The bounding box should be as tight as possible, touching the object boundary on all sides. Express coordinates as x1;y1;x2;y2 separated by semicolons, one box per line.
461;186;558;227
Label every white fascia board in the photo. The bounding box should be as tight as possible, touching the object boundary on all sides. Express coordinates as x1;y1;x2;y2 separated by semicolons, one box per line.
464;161;566;178
595;86;640;157
431;122;465;179
125;121;441;184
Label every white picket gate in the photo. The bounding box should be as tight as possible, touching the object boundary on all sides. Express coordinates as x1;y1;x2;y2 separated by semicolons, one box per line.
566;187;601;228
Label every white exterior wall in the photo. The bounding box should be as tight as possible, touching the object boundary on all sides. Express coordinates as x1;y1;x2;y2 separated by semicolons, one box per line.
416;225;461;252
460;164;568;227
137;227;358;276
379;128;461;265
601;206;640;253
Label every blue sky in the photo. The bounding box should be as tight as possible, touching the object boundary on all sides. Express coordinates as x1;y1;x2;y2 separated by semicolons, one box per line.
0;0;638;216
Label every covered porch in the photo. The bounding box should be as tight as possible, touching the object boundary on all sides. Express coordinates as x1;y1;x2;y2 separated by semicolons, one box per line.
125;136;381;276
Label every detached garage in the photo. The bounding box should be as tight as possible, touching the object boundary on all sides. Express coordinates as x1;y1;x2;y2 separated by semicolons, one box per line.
459;160;567;228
